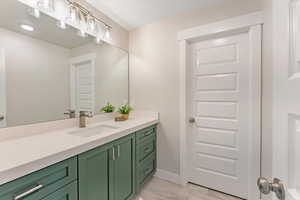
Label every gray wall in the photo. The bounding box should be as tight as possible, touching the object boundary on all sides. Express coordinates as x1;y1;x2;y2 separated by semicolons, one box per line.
129;0;262;175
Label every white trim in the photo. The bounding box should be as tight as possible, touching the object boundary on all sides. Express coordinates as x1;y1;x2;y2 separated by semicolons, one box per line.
178;12;263;41
154;169;182;185
69;53;96;115
178;13;263;200
0;48;7;128
248;24;262;199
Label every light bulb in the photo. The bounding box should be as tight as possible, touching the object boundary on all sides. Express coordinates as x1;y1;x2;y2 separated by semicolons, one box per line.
68;5;78;24
78;10;87;31
33;8;40;18
95;36;102;44
87;16;96;32
105;28;111;40
57;20;66;29
77;29;87;38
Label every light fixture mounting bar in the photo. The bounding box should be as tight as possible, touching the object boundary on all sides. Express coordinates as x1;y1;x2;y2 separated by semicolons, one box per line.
65;0;112;29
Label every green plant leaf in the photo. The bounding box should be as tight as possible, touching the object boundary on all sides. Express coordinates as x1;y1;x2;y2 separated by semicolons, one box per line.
118;104;133;114
101;102;115;113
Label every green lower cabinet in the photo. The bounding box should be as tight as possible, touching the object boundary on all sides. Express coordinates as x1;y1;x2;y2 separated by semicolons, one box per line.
0;125;157;200
110;135;135;200
42;181;77;200
135;125;157;192
78;134;135;200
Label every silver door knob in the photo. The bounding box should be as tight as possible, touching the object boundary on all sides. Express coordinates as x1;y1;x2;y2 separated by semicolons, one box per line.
0;115;4;121
188;117;195;123
257;177;285;200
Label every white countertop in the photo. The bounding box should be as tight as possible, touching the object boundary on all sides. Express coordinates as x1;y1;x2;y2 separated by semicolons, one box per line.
0;113;159;185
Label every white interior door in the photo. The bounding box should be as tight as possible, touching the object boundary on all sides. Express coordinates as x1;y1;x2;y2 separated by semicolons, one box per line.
70;54;95;114
267;0;300;199
0;48;6;128
188;33;253;199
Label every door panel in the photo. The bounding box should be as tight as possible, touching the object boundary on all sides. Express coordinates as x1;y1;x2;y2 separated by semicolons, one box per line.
189;33;250;198
70;55;95;115
270;0;300;199
112;135;135;200
78;144;112;200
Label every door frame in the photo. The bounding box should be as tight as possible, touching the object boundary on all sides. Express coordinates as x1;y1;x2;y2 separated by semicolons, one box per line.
178;12;263;200
69;53;96;114
0;48;6;127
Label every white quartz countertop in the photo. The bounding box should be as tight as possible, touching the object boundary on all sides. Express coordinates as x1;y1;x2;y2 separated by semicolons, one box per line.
0;113;159;185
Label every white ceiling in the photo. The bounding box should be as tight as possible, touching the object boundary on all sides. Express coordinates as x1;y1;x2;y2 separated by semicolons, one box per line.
86;0;226;30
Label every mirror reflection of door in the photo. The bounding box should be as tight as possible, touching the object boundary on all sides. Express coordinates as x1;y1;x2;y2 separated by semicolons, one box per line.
70;54;96;116
0;48;6;128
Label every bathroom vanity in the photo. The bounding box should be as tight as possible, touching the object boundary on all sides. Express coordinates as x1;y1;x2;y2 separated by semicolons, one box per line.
0;116;158;200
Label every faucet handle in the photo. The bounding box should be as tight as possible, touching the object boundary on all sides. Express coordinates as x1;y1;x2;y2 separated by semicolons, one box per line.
87;111;93;118
80;111;93;117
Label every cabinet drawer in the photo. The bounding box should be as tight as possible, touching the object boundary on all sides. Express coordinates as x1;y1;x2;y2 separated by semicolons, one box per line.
136;125;156;144
0;157;77;200
137;152;156;186
136;135;155;163
42;181;77;200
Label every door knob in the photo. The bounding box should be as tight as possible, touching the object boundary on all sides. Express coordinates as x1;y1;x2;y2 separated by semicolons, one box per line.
0;115;4;121
188;117;195;123
257;177;285;200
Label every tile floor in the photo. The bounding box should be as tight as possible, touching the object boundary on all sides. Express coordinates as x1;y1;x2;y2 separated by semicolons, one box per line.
135;177;243;200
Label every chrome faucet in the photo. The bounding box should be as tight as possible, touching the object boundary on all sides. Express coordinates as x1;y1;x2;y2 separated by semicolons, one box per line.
64;109;76;119
79;111;93;128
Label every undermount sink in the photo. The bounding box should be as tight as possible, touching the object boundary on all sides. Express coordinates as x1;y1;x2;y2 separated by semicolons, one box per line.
69;125;120;138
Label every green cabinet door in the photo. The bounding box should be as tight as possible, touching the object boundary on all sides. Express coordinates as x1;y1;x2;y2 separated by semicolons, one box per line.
111;134;135;200
78;143;113;200
78;134;136;200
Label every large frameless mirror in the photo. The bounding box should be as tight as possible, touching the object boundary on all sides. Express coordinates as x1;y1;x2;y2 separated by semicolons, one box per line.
0;0;129;128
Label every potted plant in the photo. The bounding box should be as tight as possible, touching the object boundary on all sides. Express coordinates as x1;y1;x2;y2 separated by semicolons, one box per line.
101;102;115;113
117;104;133;120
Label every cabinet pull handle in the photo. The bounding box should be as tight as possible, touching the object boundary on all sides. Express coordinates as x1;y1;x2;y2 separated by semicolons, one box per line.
144;168;152;175
14;184;43;200
117;145;120;158
144;130;153;137
144;147;150;153
112;147;115;160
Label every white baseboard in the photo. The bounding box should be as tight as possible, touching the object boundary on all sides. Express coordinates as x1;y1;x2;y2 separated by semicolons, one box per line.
154;169;182;185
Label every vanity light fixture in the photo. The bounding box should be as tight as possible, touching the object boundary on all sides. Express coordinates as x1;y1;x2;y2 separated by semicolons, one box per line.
28;0;113;43
20;24;34;32
66;0;112;43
